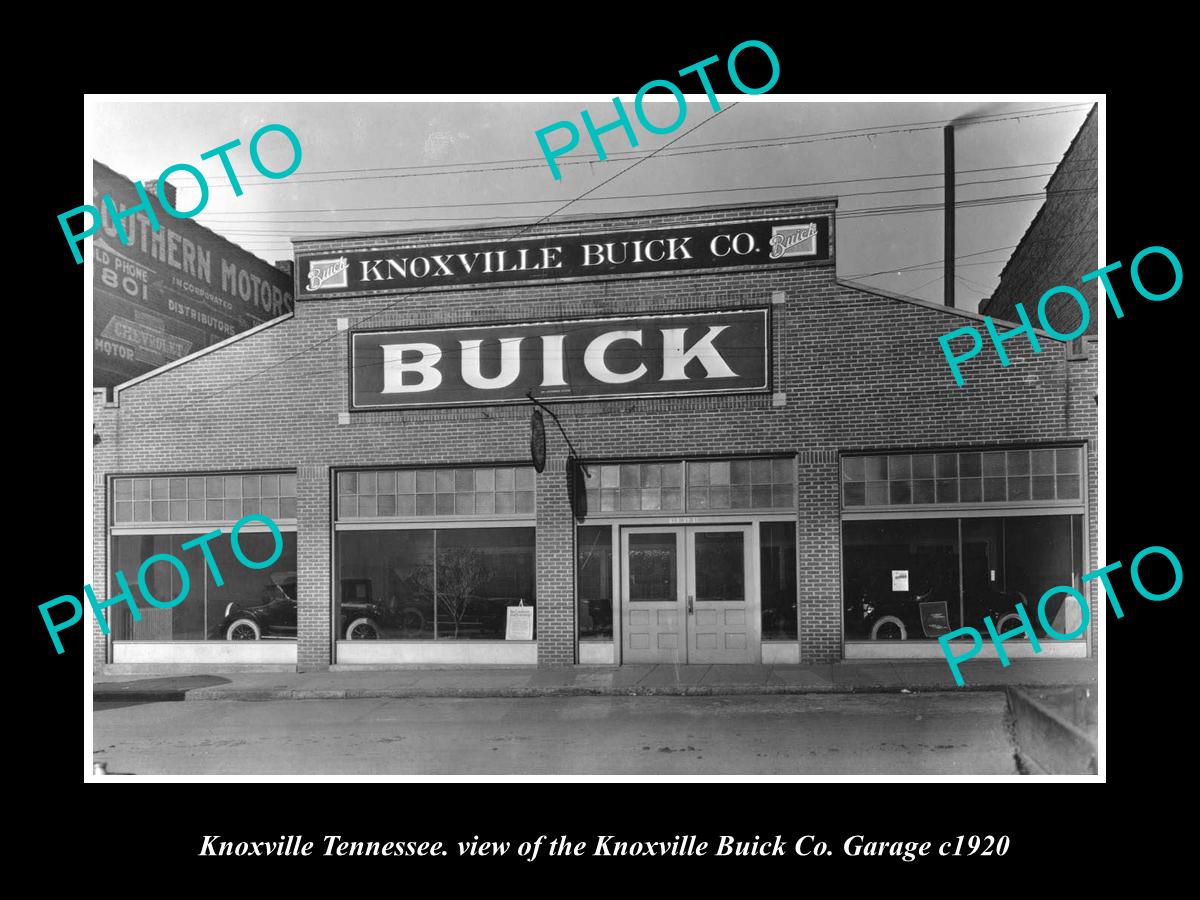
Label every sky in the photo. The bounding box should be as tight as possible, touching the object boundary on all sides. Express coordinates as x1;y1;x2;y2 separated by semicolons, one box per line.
88;97;1095;311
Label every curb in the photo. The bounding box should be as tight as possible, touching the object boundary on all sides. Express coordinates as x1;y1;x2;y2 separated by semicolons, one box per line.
1006;686;1097;775
94;679;1094;702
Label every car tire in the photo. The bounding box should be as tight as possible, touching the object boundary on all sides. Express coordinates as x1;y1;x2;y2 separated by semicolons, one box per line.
870;616;907;641
996;613;1023;632
226;618;261;641
345;618;380;640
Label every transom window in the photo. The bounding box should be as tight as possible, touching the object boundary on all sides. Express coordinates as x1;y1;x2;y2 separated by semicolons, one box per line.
337;466;535;519
842;447;1083;508
583;458;795;515
112;473;297;525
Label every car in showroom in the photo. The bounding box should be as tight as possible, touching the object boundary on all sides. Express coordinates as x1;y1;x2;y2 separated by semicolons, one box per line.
846;573;1030;641
218;574;529;641
214;571;299;640
217;575;431;641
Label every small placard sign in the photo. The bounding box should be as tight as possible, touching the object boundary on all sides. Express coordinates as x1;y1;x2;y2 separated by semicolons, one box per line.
892;570;909;592
506;605;534;641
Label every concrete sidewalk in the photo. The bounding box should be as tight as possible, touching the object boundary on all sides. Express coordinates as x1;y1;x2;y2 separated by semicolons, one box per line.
93;659;1097;702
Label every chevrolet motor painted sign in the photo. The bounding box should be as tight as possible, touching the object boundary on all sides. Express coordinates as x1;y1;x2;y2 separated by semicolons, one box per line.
351;310;769;410
302;216;830;296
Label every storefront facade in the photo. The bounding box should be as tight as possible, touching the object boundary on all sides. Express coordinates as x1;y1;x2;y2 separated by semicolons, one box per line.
91;198;1098;671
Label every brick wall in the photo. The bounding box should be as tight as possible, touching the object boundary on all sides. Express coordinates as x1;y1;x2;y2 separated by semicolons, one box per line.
981;106;1098;336
536;451;575;667
91;413;110;666
297;464;331;669
92;198;1095;669
1068;353;1099;658
796;452;840;662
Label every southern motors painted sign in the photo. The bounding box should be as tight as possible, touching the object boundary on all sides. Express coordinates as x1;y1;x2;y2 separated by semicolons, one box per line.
302;216;830;297
351;309;769;410
92;161;294;391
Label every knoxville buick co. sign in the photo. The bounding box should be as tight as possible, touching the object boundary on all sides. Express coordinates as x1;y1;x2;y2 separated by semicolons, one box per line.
350;309;769;410
301;217;830;296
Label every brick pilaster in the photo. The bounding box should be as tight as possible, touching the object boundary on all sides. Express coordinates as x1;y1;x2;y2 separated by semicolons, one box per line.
296;464;332;669
92;468;109;671
797;452;842;663
535;450;575;667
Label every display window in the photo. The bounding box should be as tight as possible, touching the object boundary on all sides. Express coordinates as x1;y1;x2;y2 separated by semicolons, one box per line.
334;467;536;642
108;473;299;642
841;446;1087;643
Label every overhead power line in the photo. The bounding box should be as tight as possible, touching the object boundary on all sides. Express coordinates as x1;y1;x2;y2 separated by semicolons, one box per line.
200;171;1082;231
210;187;1094;247
165;103;743;416
839;227;1096;280
170;104;1094;188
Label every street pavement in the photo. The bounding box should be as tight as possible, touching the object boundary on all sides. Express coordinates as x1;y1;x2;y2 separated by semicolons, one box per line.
93;659;1097;701
93;693;1016;775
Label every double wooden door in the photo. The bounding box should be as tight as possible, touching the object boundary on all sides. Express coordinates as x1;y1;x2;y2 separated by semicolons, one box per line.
621;525;758;664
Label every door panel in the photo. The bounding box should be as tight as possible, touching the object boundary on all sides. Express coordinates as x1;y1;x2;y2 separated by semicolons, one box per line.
621;529;686;664
687;526;757;663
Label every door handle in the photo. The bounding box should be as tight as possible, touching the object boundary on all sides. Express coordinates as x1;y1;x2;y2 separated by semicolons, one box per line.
687;595;694;614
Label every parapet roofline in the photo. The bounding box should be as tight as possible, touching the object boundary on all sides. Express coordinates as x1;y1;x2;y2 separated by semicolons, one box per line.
839;278;1059;340
109;310;295;406
290;196;841;246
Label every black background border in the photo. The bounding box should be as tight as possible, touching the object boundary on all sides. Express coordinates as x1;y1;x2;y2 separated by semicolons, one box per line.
24;25;1189;882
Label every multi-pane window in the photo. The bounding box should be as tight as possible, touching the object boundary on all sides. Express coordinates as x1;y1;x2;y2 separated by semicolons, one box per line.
842;447;1082;508
584;463;684;513
688;459;794;511
108;470;300;643
338;466;535;519
583;458;795;515
113;474;297;525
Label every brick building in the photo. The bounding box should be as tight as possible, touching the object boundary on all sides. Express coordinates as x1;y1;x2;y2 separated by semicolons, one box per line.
92;161;295;396
980;105;1098;344
92;197;1097;672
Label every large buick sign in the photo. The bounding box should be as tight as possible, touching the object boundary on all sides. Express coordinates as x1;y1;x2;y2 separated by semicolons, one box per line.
351;310;769;410
301;216;830;297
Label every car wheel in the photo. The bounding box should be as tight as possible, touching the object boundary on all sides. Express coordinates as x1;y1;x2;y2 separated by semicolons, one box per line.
401;608;426;637
226;618;261;640
345;618;380;640
870;616;907;641
996;613;1023;633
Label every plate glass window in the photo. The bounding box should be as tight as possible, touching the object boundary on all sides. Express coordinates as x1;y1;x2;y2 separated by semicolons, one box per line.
109;532;298;642
843;515;1084;642
577;525;613;640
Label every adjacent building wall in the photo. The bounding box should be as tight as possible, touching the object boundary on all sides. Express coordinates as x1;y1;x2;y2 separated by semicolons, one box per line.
980;106;1098;336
